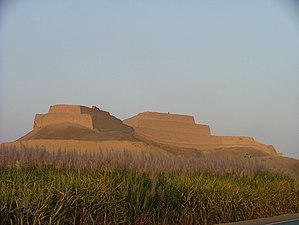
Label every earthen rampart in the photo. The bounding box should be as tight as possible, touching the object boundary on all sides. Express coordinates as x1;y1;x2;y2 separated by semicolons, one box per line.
124;111;277;155
131;119;211;135
34;113;93;129
49;105;83;114
14;105;277;155
34;104;133;133
132;112;195;124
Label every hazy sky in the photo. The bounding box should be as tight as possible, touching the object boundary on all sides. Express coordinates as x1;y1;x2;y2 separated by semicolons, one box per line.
1;1;299;159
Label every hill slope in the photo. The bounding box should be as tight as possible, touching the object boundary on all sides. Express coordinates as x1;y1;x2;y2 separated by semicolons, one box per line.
2;104;298;179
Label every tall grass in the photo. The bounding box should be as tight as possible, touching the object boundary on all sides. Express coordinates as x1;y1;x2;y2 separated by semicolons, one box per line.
0;145;288;177
0;167;298;225
0;145;298;224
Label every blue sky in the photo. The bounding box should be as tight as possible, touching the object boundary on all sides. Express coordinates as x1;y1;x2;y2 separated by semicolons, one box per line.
1;0;299;159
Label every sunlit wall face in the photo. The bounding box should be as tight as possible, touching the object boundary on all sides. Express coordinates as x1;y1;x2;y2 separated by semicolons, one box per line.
1;0;298;159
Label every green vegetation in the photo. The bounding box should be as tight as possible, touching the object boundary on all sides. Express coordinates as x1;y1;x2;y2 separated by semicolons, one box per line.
0;146;298;224
1;167;298;225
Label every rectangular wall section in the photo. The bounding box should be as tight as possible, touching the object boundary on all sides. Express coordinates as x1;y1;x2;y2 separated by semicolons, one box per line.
134;127;217;145
136;120;211;135
35;105;133;133
49;105;83;114
34;113;94;129
49;105;111;117
138;112;195;124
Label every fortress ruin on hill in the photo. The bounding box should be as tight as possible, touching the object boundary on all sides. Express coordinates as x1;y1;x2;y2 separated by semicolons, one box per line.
124;111;277;155
34;104;132;133
6;104;277;155
18;104;135;142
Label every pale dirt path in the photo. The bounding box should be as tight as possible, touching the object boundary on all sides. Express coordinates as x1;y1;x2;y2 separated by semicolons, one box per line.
220;213;299;225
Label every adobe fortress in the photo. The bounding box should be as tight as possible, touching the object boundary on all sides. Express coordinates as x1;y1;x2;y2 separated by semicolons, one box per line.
9;104;277;155
124;111;277;155
34;104;131;132
19;104;135;142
